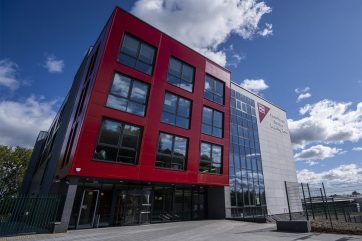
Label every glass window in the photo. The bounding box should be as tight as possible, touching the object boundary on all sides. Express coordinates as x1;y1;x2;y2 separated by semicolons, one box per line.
202;106;223;138
106;73;149;116
156;133;188;170
161;92;191;129
204;75;224;105
199;142;222;174
167;57;195;92
118;34;156;75
230;92;267;211
94;119;142;165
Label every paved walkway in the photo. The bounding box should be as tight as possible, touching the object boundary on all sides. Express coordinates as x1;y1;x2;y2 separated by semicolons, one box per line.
2;220;362;241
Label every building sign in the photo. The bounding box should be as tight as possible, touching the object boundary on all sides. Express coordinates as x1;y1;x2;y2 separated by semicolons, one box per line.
258;102;289;135
258;103;270;123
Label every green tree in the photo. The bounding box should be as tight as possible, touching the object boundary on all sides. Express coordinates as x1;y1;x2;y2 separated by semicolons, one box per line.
352;190;360;196
0;146;32;198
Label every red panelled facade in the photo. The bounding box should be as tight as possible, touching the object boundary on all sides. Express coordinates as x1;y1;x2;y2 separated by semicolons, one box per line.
58;8;230;187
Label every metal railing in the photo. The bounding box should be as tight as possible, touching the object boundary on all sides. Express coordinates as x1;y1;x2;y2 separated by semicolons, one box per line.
0;194;62;237
227;205;267;222
284;181;362;234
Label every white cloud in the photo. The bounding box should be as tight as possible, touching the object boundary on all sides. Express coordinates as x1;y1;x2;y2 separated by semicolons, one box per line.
44;56;64;73
295;86;311;103
295;86;310;94
294;144;343;163
305;160;318;166
297;164;362;185
258;23;272;37
297;92;311;102
131;0;272;66
288;99;362;148
224;44;246;68
227;53;245;68
240;79;269;94
352;147;362;151
0;96;57;148
0;59;21;90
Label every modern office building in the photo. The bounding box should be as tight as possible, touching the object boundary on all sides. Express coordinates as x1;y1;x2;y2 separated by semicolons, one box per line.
21;7;299;232
225;83;300;219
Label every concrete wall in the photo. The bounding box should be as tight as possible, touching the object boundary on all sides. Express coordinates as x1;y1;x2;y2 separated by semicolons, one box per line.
254;96;301;215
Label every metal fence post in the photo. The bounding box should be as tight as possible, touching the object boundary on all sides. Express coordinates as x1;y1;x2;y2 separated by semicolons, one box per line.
320;188;328;219
321;183;333;230
284;181;292;221
331;197;338;220
301;183;309;220
307;184;315;220
342;207;347;222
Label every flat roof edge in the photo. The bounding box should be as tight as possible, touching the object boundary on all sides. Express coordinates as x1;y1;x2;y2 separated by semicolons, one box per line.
115;6;231;74
231;81;286;112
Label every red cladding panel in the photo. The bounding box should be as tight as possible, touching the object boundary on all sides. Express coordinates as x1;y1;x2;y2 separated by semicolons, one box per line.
67;8;230;186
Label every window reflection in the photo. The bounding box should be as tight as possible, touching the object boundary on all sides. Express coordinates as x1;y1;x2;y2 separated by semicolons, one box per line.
161;92;191;129
204;75;224;105
118;34;156;75
106;73;149;116
167;57;195;92
94;119;142;165
202;106;223;138
156;133;188;170
229;91;266;214
199;142;222;174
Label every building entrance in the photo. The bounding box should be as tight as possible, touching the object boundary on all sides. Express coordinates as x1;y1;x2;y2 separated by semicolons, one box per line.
77;189;99;228
116;190;151;225
69;181;208;230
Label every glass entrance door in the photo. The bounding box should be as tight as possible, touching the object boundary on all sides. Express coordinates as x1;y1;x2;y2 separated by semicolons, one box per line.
152;187;174;222
77;189;99;228
116;190;151;226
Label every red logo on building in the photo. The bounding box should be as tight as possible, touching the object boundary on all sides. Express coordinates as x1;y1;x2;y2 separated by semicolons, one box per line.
258;103;270;123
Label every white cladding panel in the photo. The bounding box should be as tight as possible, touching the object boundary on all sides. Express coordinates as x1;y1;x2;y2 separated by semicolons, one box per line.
231;83;301;215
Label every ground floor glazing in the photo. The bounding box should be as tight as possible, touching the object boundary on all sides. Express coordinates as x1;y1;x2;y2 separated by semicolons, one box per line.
68;179;208;229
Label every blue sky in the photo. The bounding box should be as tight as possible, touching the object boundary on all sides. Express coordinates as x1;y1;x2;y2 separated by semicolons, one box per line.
1;0;362;186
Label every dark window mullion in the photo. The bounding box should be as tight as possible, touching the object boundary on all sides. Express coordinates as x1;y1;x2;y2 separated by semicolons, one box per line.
115;123;125;163
169;72;180;79
163;110;176;125
179;62;184;79
209;144;213;173
120;51;137;62
125;80;135;112
97;142;119;149
137;57;153;66
175;95;180;120
135;41;142;67
211;109;215;135
118;144;137;152
170;135;175;167
134;131;141;162
110;88;147;106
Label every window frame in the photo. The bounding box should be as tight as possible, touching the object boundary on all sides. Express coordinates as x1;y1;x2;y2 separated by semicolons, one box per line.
204;74;225;105
201;106;224;138
118;33;157;76
155;132;189;171
167;56;195;93
106;72;150;117
161;91;192;129
199;141;223;175
93;118;143;165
